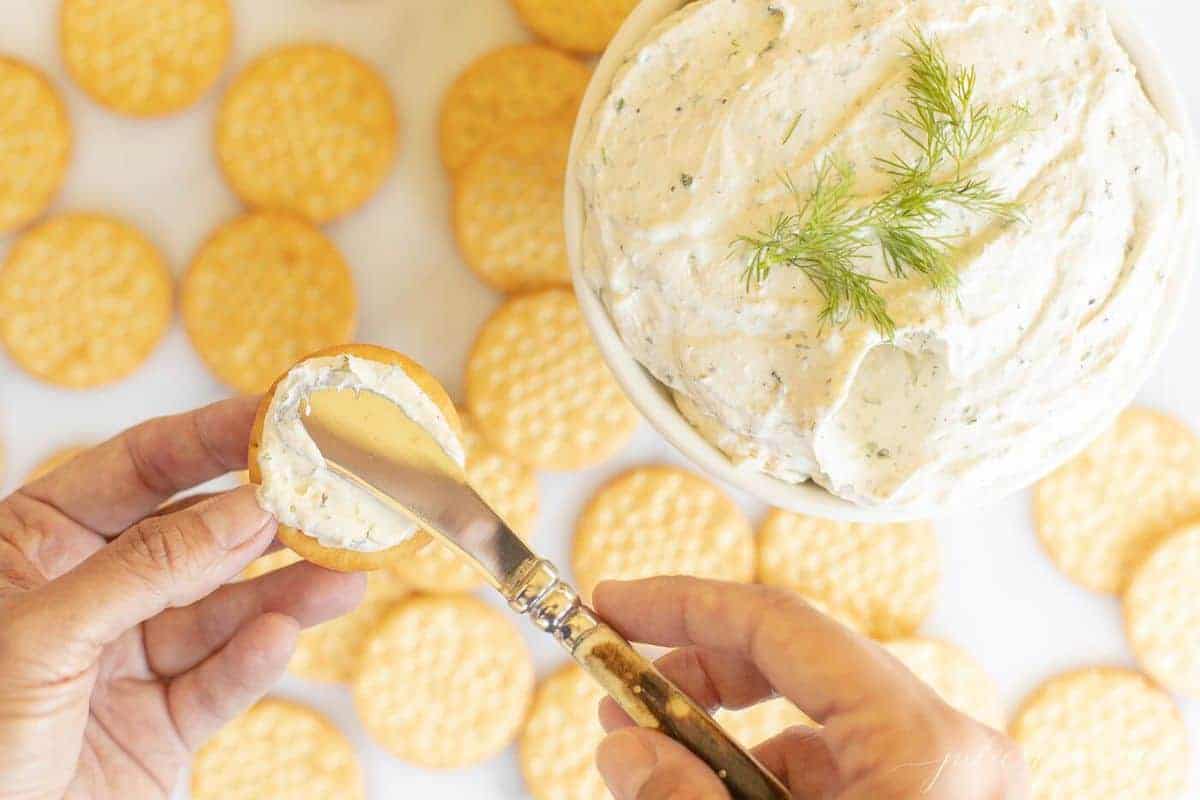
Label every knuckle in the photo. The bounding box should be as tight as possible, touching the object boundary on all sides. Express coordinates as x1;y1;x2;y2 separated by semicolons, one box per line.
122;516;200;580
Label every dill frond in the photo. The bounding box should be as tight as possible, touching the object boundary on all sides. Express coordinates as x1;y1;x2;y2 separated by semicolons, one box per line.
737;159;897;337
733;30;1030;338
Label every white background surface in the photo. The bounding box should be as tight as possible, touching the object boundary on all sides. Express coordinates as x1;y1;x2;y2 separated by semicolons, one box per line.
1;1;1198;797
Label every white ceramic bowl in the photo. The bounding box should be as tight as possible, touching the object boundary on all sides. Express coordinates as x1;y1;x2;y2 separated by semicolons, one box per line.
565;0;1198;522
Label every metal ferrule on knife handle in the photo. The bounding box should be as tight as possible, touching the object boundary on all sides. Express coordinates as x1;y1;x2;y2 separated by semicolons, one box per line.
506;559;792;800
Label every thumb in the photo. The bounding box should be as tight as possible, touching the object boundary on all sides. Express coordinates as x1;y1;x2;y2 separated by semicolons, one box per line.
20;486;276;674
597;728;732;800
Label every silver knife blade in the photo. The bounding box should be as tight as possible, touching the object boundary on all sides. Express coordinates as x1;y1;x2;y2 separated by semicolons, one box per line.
298;388;538;591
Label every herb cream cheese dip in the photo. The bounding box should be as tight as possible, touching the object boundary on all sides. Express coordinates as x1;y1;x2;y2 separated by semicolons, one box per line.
257;354;466;551
577;0;1194;508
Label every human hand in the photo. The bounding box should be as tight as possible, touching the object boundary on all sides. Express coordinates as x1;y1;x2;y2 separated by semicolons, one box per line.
592;577;1031;800
0;397;365;800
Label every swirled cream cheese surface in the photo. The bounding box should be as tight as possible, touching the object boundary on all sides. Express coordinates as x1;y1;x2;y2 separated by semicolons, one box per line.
257;355;465;551
577;0;1194;507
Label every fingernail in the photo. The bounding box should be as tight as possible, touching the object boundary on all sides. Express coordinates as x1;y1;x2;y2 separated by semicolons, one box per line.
596;729;658;799
199;486;275;549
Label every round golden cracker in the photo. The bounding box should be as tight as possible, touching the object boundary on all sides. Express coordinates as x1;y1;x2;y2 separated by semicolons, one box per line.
0;58;71;234
0;213;172;389
716;698;815;750
24;445;89;484
182;212;357;394
572;466;755;600
454;117;574;292
756;510;939;640
241;548;303;581
519;664;610;800
1011;668;1188;800
248;344;463;574
466;288;639;470
510;0;640;55
191;697;364;800
883;638;1006;731
353;594;534;768
60;0;232;117
388;410;539;592
290;570;410;684
216;43;398;224
1124;525;1200;698
1034;407;1200;594
440;44;589;173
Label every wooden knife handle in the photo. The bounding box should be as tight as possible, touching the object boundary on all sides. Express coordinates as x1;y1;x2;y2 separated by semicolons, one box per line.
570;617;792;800
508;559;791;799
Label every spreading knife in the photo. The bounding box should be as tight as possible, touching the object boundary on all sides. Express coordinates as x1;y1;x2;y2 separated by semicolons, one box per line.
299;387;792;800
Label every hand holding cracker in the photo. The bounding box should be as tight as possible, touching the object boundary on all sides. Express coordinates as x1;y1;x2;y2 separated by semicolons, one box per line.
592;577;1032;800
0;397;364;798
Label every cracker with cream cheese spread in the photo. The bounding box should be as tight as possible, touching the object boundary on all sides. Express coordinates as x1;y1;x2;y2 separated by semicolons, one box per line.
249;344;464;573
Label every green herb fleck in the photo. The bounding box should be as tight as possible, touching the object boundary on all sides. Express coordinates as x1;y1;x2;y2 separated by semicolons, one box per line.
782;112;804;145
681;173;694;188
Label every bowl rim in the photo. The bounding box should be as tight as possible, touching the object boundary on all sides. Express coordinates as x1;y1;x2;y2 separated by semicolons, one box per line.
565;0;1199;522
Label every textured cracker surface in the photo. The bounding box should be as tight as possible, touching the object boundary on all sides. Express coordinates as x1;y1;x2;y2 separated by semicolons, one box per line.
1124;525;1200;698
757;510;939;639
455;118;574;292
291;571;410;684
519;665;610;800
61;0;232;116
883;638;1006;731
0;58;71;233
466;289;639;470
191;698;364;800
25;445;88;483
353;595;534;768
216;44;398;223
389;411;539;592
572;466;755;599
440;44;589;172
716;698;815;749
1011;668;1188;800
0;214;171;388
181;212;357;394
1035;407;1200;594
510;0;640;54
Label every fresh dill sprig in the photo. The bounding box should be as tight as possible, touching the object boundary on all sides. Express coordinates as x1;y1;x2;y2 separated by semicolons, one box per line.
782;111;804;145
737;160;896;336
734;30;1030;336
891;29;1031;177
